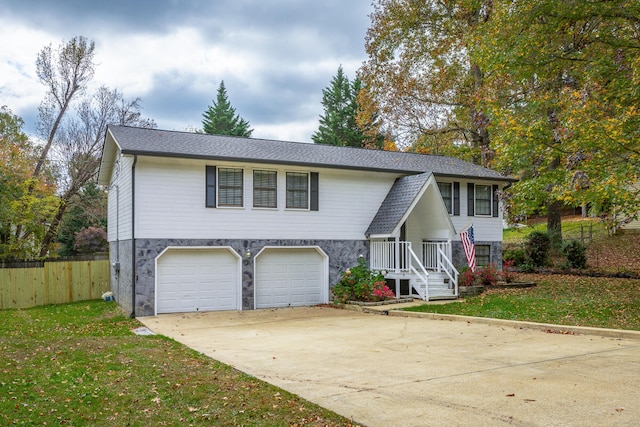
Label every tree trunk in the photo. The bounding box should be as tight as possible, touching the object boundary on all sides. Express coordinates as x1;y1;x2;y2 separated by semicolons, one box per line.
38;200;67;258
547;200;563;248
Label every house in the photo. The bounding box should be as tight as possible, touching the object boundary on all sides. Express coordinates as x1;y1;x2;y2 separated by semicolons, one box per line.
618;182;640;233
98;125;515;316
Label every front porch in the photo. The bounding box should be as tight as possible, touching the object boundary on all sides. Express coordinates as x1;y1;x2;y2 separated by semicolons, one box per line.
370;240;459;301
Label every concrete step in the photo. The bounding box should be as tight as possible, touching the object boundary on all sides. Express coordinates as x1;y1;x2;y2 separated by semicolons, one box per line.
428;294;458;301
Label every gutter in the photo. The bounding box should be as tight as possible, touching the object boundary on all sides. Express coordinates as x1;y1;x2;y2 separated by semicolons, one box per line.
130;154;138;318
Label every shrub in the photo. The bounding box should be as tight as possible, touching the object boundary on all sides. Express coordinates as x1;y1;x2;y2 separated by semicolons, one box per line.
372;281;395;301
503;248;526;267
332;257;394;303
477;263;500;286
459;267;481;287
459;264;502;287
525;231;551;267
563;240;587;269
501;259;519;283
74;227;108;254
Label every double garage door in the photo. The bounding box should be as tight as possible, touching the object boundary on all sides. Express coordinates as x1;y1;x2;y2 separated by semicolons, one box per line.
156;247;326;314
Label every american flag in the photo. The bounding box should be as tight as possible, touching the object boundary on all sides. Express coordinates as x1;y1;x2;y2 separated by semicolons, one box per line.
460;225;476;272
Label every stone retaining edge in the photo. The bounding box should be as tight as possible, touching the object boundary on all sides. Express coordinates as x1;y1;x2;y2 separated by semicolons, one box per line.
385;310;640;340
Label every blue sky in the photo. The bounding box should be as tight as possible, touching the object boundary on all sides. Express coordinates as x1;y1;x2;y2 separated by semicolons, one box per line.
0;0;372;142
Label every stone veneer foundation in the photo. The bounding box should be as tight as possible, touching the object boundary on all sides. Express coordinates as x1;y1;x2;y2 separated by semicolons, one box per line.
112;239;368;317
109;239;502;317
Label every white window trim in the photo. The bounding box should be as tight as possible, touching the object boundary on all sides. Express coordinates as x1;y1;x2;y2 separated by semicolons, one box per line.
437;181;454;216
474;184;493;217
252;168;278;210
217;167;244;208
285;170;310;211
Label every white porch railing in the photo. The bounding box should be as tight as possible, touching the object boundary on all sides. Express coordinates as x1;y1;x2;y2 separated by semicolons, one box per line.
436;245;459;297
422;241;451;271
408;245;430;301
423;241;459;294
370;241;412;272
370;240;459;300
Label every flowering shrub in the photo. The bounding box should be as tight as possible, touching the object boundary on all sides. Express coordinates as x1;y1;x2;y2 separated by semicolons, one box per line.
332;257;395;303
372;281;395;301
459;267;481;287
501;259;519;283
459;264;505;287
477;263;500;286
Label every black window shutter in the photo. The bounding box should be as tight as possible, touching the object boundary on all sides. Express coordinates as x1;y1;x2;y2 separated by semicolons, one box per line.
206;166;216;207
492;184;499;217
453;182;460;216
467;183;475;216
310;172;319;211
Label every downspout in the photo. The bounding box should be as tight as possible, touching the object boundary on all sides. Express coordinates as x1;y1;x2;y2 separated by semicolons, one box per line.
130;154;138;318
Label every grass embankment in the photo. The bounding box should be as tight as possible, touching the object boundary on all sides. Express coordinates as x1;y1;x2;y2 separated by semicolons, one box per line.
406;273;640;330
407;224;640;330
0;302;358;426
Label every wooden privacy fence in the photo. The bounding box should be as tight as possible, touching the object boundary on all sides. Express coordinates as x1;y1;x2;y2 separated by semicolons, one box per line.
0;256;110;309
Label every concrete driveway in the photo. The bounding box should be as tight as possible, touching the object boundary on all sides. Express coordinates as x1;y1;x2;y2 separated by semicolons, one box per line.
139;307;640;426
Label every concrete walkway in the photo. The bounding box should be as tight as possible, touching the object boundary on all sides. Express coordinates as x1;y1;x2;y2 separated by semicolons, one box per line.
139;307;640;426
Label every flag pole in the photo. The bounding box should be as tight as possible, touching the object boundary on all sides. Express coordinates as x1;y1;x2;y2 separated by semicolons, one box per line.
458;221;473;236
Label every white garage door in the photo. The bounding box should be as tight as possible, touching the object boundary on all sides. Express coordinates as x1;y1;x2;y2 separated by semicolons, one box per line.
156;248;240;314
255;248;326;309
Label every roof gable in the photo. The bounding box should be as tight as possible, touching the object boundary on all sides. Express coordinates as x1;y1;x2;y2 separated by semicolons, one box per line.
366;173;456;238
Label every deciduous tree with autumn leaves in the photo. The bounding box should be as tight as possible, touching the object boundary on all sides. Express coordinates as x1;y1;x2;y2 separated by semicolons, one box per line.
359;0;640;238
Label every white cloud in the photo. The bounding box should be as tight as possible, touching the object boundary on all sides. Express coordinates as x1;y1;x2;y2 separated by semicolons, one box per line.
0;0;373;142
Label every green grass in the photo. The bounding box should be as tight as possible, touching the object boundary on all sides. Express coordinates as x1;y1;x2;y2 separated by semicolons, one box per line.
0;301;359;426
406;273;640;330
503;218;607;245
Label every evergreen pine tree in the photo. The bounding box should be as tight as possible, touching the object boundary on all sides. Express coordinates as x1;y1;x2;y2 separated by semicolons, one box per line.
312;66;366;147
202;81;253;137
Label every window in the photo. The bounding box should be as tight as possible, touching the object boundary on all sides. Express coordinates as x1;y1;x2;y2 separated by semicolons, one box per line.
437;181;460;215
218;168;243;207
253;170;277;208
475;245;491;267
438;182;453;214
475;185;492;216
286;172;308;209
467;183;499;217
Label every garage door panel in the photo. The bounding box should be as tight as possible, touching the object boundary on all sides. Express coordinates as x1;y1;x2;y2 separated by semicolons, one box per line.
275;280;289;289
255;248;326;309
291;279;305;289
157;249;239;314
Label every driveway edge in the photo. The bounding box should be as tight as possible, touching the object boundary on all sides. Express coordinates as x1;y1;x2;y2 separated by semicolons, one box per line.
384;309;640;340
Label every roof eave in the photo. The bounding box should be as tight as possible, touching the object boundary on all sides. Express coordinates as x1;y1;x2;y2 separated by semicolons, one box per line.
118;149;416;175
432;172;518;183
97;127;122;186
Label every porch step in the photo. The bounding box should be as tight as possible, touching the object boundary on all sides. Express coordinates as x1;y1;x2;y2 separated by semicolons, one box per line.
427;294;459;301
413;280;456;301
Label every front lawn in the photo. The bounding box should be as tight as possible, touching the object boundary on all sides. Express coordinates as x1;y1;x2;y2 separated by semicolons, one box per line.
0;301;359;426
405;274;640;330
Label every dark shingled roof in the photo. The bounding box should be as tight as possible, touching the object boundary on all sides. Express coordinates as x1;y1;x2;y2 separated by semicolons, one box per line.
105;125;514;181
366;173;431;237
